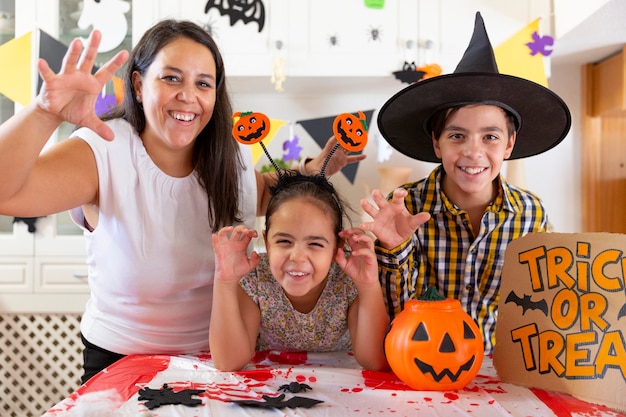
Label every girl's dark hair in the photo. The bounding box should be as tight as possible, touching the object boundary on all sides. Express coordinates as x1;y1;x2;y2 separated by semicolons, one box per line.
265;171;350;237
430;104;517;140
102;19;241;231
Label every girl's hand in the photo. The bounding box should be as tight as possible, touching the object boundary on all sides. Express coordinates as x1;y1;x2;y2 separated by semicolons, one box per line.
360;188;431;249
213;225;261;282
36;30;129;141
335;228;378;286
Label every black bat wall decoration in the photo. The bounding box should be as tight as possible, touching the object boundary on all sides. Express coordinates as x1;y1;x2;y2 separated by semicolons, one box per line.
392;61;426;84
505;291;549;316
205;0;266;32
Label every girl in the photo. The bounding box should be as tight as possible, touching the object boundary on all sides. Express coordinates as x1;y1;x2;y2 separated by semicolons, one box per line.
210;172;389;371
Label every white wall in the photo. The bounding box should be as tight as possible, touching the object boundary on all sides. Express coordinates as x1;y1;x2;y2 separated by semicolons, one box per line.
229;1;588;232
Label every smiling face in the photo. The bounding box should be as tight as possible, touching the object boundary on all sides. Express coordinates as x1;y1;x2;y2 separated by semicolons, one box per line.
132;37;217;170
264;198;338;312
432;104;516;208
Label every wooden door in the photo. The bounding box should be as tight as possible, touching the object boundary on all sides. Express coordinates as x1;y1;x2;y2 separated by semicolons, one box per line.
582;47;626;233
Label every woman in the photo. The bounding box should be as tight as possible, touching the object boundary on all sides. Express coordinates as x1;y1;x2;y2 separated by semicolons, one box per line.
0;19;362;382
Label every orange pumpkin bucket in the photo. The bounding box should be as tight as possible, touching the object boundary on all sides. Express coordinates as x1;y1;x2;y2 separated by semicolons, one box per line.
384;287;484;391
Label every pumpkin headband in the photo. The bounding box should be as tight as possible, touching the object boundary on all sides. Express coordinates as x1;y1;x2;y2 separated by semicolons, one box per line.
232;110;369;229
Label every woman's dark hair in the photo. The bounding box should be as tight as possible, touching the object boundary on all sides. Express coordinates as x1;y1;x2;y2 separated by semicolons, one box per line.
430;104;517;140
102;19;241;231
264;171;351;238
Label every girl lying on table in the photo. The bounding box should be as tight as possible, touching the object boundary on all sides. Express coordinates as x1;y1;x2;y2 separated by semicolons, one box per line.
209;121;389;372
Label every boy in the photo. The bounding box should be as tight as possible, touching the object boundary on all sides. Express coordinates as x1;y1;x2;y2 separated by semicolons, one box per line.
360;12;571;353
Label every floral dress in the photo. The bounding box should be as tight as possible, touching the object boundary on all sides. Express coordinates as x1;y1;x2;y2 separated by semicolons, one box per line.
240;255;358;352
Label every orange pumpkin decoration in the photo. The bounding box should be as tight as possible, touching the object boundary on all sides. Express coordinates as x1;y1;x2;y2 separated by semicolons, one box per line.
384;287;484;391
232;111;270;145
332;111;368;152
416;63;443;80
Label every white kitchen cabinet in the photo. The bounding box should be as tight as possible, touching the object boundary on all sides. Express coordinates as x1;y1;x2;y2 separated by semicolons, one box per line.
286;0;419;77
131;0;419;77
0;0;90;313
0;215;89;313
131;0;282;77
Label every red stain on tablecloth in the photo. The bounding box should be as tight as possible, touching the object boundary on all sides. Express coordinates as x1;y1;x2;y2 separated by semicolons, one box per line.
235;369;274;382
47;355;171;413
295;374;316;383
252;350;308;365
444;392;459;401
530;388;626;417
474;374;507;394
361;370;413;390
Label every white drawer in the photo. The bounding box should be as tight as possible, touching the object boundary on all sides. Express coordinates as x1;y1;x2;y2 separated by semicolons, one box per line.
0;257;33;291
35;257;89;293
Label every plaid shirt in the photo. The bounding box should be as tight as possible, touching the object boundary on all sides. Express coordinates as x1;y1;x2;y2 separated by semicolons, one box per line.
376;165;547;353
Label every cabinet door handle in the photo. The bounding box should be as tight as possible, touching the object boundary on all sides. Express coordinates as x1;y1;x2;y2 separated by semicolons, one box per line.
73;273;88;279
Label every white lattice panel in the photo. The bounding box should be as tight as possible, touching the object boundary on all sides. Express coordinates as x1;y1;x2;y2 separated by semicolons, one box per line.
0;314;83;417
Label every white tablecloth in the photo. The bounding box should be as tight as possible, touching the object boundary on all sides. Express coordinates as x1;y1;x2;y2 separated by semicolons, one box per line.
42;351;625;417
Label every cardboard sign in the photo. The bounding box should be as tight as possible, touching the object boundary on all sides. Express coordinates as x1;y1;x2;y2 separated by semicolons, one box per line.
494;232;626;413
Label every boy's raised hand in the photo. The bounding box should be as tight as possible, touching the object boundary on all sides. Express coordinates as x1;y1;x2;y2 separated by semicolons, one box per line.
360;188;431;250
36;30;129;141
335;228;378;286
213;225;261;282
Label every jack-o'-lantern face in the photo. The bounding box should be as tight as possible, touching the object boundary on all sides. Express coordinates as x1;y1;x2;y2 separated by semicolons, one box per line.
333;111;368;152
232;111;270;144
384;290;484;391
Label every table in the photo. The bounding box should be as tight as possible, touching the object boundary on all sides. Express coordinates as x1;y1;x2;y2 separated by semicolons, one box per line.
42;351;625;417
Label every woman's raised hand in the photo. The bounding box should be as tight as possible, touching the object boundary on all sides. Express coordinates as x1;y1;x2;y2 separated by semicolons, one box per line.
36;30;129;141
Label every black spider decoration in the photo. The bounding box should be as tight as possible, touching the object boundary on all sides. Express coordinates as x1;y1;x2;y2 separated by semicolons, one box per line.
368;25;382;42
328;34;339;47
137;383;205;410
205;0;266;32
232;393;323;409
202;16;219;37
278;381;312;393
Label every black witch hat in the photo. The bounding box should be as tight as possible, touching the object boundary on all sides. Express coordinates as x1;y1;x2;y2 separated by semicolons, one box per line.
377;12;571;163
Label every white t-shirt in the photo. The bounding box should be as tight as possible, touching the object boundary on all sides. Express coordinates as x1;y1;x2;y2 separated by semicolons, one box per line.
70;118;257;355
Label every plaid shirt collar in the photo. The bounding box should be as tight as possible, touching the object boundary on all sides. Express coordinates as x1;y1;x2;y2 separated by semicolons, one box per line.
420;165;520;215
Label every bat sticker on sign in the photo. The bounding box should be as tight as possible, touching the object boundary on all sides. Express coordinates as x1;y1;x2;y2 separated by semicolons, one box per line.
505;291;548;316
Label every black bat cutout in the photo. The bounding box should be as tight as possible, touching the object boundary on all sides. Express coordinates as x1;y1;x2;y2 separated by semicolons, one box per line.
138;384;204;410
505;290;549;316
205;0;266;32
393;61;426;84
618;302;626;320
232;393;324;409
